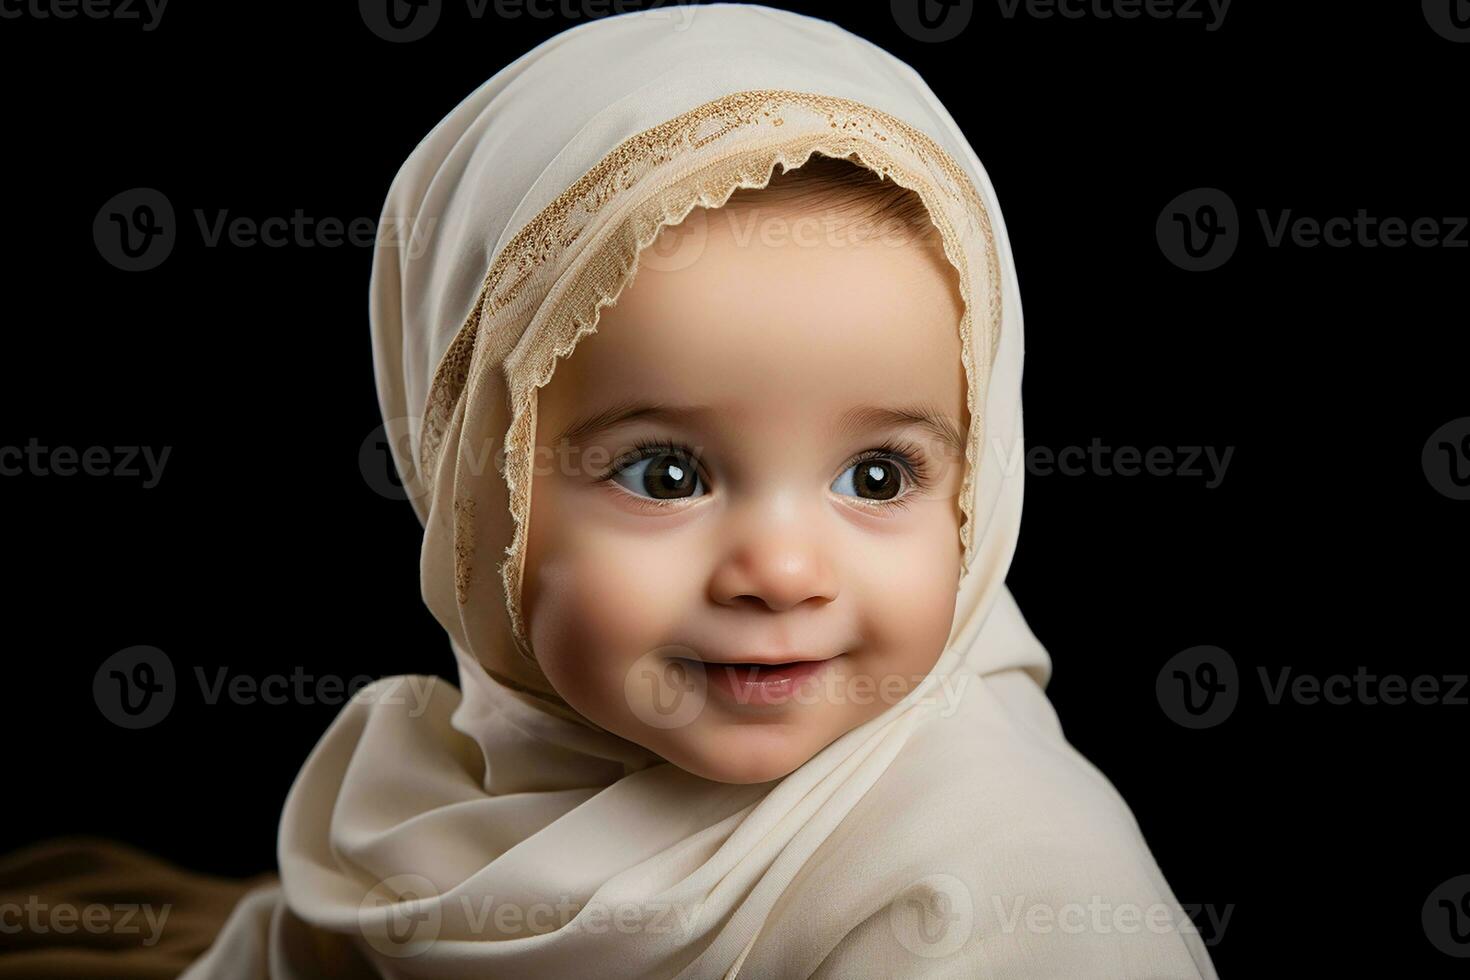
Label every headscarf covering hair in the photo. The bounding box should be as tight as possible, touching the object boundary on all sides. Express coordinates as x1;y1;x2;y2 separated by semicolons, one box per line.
183;6;1217;977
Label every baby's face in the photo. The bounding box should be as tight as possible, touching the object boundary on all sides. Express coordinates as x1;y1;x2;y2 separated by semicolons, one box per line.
521;193;968;784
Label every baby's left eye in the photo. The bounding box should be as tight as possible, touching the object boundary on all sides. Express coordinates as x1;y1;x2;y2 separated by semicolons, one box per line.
831;457;905;502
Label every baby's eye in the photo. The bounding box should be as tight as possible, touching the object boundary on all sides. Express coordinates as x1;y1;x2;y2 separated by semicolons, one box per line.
831;456;906;502
609;450;706;501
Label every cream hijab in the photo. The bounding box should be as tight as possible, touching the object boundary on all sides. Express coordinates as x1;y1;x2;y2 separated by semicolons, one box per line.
184;5;1217;977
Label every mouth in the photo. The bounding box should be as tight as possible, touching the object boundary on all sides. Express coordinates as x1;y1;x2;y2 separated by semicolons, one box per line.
673;654;840;707
688;652;832;667
711;660;819;677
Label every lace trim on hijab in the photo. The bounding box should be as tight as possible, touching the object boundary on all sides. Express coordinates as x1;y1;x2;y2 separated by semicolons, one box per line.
418;90;1000;658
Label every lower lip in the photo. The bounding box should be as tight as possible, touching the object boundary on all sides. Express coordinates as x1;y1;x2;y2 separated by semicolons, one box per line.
690;657;835;707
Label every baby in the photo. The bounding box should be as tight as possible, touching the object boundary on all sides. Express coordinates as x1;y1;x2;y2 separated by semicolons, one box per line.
524;155;972;784
173;7;1218;978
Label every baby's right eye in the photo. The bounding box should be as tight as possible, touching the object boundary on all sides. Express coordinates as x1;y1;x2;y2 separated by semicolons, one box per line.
607;448;707;502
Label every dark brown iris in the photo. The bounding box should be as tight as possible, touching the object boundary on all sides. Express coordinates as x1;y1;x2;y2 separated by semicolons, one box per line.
853;460;900;500
644;454;698;499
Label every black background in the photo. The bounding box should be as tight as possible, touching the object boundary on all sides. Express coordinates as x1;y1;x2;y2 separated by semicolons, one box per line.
3;1;1467;975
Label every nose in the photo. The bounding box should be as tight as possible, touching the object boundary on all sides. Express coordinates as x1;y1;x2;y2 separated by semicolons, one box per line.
708;506;840;613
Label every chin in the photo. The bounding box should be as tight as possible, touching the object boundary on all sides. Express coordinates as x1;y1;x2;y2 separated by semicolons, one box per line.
657;733;810;786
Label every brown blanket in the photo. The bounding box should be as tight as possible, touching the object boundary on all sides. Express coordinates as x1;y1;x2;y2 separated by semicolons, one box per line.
0;837;274;979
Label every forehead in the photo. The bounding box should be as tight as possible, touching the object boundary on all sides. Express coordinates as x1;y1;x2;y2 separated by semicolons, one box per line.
542;198;967;422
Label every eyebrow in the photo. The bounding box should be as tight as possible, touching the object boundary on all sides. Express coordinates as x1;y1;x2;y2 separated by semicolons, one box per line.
836;404;967;460
554;401;718;447
555;399;966;458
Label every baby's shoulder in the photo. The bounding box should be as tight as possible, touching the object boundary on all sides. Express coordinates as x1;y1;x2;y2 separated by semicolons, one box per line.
859;669;1164;872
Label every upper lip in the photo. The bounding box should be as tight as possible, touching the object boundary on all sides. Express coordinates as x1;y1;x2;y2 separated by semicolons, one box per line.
681;652;834;666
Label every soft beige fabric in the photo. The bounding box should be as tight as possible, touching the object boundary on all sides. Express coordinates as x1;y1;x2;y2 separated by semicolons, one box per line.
182;5;1218;977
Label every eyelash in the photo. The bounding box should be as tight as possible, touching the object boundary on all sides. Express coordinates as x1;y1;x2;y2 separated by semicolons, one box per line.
594;437;935;513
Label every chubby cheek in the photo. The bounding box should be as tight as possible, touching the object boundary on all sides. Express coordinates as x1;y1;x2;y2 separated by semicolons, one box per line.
851;503;960;697
523;480;693;724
